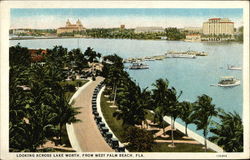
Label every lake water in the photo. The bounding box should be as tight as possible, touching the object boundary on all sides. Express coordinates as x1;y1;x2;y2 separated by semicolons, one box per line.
10;38;243;137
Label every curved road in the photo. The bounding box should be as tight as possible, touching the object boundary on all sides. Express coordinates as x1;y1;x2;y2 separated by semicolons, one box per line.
72;77;114;152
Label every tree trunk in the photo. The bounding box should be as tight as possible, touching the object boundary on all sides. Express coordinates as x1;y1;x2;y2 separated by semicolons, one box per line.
173;117;176;129
185;123;188;136
59;123;62;145
162;122;165;135
204;129;207;152
109;83;115;101
113;84;117;106
145;120;148;129
112;83;116;94
171;117;174;146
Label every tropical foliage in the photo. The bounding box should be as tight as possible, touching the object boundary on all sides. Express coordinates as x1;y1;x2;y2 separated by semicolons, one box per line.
165;27;185;40
209;110;243;152
85;28;166;40
9;44;101;152
125;127;154;152
151;78;182;147
179;101;194;136
192;94;218;152
102;54;146;126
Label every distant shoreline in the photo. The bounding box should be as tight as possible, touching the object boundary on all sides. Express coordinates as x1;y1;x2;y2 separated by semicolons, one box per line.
9;36;175;41
9;36;83;40
9;36;243;43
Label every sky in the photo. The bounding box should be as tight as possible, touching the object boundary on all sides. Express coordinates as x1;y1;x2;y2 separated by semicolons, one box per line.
10;8;243;29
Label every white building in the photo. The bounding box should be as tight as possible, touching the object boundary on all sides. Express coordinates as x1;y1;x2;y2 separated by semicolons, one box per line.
185;34;201;42
202;18;234;35
134;27;165;33
12;29;30;35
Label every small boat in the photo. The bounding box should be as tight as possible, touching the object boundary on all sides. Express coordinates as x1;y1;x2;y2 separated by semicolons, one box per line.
129;62;149;70
227;65;242;70
218;76;240;87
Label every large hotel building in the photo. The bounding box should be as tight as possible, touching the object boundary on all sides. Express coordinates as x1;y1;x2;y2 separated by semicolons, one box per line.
57;19;85;34
202;18;234;35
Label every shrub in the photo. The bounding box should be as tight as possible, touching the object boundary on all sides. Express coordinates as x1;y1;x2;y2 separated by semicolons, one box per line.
125;126;154;152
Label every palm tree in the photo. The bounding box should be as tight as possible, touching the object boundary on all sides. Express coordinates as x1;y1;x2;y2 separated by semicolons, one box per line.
153;106;165;133
139;88;154;127
110;67;123;106
152;78;182;147
166;87;182;147
9;45;83;151
9;44;31;67
152;79;169;132
167;86;182;129
113;80;146;126
83;47;101;63
68;48;88;74
179;101;194;136
45;46;68;69
10;120;47;152
152;78;169;108
102;54;125;105
52;93;81;144
192;94;218;152
209;110;243;152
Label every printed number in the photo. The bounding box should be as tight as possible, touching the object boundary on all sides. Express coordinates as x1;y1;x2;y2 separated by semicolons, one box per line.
216;154;227;157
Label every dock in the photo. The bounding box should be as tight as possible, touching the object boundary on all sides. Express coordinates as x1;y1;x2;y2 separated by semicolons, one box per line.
166;50;208;56
123;50;208;63
123;55;166;63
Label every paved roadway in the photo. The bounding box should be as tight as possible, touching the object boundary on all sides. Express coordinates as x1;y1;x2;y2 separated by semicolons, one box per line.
72;77;114;152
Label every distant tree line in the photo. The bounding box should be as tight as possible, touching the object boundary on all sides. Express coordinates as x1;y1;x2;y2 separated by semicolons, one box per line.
57;28;185;40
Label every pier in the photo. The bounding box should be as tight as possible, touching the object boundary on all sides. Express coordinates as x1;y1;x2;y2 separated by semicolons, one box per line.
123;50;207;63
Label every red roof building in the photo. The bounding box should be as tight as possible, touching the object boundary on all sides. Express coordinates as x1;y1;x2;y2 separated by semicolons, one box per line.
28;49;47;62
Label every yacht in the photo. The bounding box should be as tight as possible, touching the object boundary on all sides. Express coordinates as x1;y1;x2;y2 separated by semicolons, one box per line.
129;62;149;70
227;65;242;70
218;76;240;87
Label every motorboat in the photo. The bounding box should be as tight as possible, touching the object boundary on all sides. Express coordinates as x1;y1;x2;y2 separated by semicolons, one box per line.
227;65;242;70
218;76;240;87
129;62;149;70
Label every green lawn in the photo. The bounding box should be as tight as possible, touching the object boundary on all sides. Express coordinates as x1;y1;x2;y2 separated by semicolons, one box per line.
60;79;88;86
152;143;215;152
100;94;127;143
100;90;216;152
62;79;89;100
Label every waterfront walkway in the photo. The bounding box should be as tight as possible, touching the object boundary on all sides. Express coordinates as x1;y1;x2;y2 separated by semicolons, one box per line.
71;77;114;152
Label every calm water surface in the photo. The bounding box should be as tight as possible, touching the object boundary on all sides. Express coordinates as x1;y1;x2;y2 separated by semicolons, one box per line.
10;38;243;137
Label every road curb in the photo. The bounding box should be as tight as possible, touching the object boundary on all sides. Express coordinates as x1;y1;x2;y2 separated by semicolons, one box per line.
66;79;93;152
